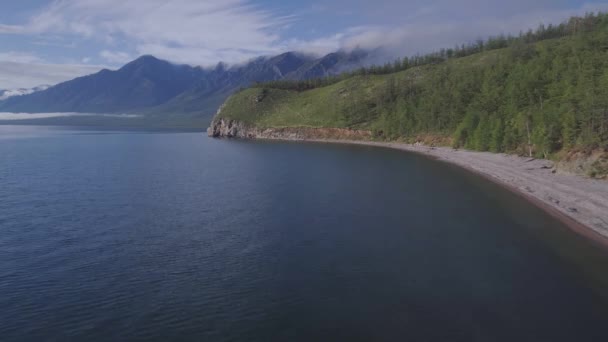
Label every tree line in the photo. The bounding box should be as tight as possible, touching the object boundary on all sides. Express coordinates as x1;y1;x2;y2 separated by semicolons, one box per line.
367;13;608;157
249;12;608;159
254;12;608;93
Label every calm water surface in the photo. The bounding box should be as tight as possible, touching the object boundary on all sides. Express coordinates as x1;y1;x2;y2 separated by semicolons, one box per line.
1;125;608;341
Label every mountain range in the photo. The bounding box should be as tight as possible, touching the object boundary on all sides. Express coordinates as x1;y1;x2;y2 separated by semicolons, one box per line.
0;49;373;127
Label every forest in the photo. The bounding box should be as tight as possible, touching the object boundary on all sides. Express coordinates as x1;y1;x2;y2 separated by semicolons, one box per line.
250;13;608;158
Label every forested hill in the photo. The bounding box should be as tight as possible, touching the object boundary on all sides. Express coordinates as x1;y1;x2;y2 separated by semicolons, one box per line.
212;13;608;177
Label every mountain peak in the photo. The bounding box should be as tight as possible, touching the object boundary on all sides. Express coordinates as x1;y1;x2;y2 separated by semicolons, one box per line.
134;55;162;63
120;55;169;71
0;49;374;117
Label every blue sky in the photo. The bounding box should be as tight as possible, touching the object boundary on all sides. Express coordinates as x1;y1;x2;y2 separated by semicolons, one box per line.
1;0;607;88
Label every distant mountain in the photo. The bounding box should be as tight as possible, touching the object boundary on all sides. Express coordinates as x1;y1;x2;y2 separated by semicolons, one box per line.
145;52;322;120
285;49;371;80
0;50;373;127
0;85;50;101
0;56;205;113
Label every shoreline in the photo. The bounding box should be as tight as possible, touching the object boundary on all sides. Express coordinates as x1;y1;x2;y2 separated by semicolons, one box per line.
248;136;608;249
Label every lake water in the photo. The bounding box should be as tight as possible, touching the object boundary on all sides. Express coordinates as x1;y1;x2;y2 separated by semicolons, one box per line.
1;125;608;341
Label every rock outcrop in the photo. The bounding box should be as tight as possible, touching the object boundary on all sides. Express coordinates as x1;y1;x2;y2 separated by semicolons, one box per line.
207;118;249;138
208;118;372;141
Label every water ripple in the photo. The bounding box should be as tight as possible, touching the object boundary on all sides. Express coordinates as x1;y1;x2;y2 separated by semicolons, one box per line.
1;127;608;341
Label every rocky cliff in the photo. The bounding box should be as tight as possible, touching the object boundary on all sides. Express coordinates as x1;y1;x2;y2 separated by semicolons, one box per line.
207;118;372;141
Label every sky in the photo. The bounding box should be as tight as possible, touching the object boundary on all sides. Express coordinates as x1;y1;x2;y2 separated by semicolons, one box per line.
1;0;608;88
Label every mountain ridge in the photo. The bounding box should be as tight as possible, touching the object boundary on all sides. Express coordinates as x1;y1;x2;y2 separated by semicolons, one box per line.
0;49;373;126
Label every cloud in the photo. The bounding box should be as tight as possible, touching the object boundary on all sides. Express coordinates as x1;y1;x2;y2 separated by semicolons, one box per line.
2;0;608;87
300;1;608;58
0;52;106;88
1;0;293;66
100;50;132;64
0;112;141;120
0;51;44;64
0;60;108;89
281;33;346;56
6;1;608;66
0;24;26;34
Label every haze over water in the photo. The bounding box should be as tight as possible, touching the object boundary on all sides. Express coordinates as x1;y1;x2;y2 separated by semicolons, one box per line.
1;126;608;342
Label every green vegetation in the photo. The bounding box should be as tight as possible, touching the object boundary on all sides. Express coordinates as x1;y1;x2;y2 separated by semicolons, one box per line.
220;74;389;128
218;13;608;163
254;13;605;92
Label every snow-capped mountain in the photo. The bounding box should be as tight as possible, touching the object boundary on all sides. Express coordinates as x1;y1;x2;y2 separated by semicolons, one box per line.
0;85;51;101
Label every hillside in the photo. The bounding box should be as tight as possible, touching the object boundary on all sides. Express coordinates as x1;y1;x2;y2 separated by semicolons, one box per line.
211;13;608;178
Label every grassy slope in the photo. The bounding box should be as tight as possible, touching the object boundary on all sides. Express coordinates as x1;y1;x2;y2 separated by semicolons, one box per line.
217;50;500;131
220;74;394;129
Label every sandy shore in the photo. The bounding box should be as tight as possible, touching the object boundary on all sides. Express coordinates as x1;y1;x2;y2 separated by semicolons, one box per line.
266;137;608;246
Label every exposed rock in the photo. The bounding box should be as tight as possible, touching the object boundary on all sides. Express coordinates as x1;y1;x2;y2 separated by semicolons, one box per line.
207;118;247;138
556;150;608;179
208;118;372;141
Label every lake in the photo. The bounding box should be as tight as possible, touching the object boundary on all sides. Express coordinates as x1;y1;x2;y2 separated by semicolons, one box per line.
1;125;608;341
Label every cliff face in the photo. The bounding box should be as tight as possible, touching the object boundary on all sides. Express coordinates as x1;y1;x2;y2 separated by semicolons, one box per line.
207;118;372;141
207;118;250;138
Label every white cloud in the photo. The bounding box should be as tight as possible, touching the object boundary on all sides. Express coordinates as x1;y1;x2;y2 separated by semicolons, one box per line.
2;0;608;86
294;1;608;59
0;112;141;120
0;51;44;64
0;52;106;88
100;50;132;64
0;24;25;34
1;0;293;66
281;33;346;56
6;1;608;67
0;61;108;89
